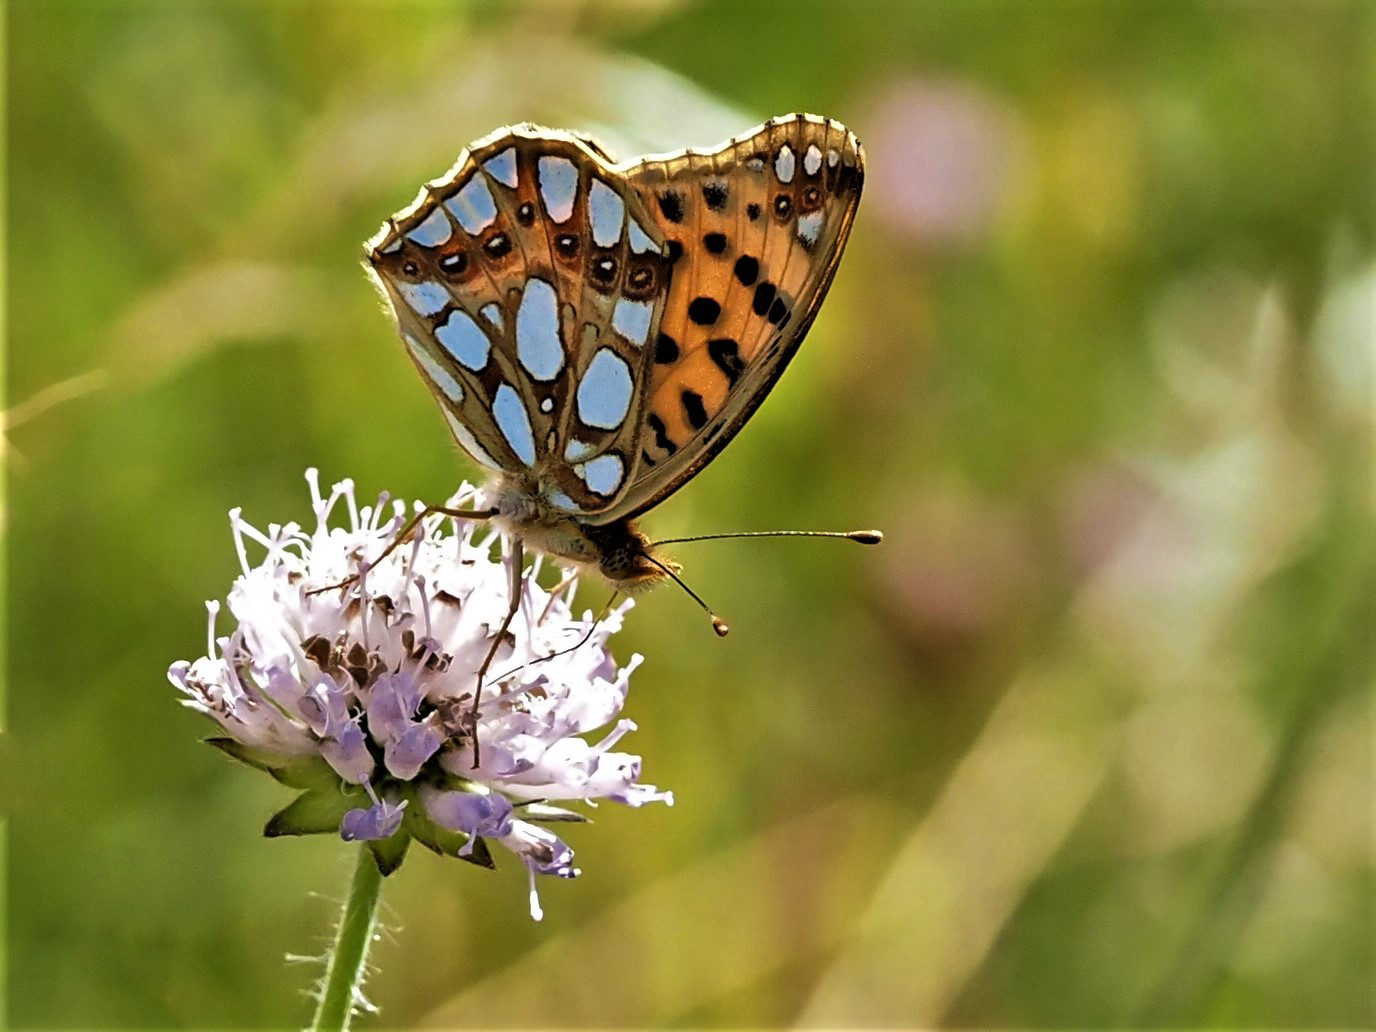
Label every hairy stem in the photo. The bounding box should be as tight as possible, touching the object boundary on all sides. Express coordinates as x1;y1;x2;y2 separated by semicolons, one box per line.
311;848;384;1032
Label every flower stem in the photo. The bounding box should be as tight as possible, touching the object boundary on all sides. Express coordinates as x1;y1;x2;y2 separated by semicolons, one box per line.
311;847;384;1032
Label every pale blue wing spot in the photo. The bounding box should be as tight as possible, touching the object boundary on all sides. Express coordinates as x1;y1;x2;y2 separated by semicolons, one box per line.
544;487;581;512
403;333;463;403
804;144;823;176
775;145;796;184
515;278;564;381
564;438;597;462
576;453;625;497
797;211;824;245
537;156;578;223
435;309;491;371
576;348;633;430
443;176;498;235
405;207;453;247
483;148;519;189
492;383;537;467
441;409;502;471
379;237;403;254
627;218;659;255
397;280;450;317
479;302;504;333
612;297;653;347
588;179;625;248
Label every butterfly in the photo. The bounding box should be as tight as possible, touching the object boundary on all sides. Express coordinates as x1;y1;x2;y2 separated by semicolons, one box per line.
363;114;866;633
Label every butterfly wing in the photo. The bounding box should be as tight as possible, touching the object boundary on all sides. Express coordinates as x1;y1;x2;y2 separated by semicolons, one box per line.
585;114;864;525
366;126;673;513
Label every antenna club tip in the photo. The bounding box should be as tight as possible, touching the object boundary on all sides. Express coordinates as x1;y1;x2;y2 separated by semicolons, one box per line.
711;616;731;637
852;530;884;545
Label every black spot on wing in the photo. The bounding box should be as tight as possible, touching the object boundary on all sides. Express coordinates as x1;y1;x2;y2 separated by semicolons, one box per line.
688;297;721;325
733;255;758;286
752;281;776;317
483;233;512;260
708;338;745;386
681;390;708;430
555;233;580;259
702;181;728;210
589;253;618;291
657;191;685;223
703;232;727;254
655;332;679;364
647;412;676;454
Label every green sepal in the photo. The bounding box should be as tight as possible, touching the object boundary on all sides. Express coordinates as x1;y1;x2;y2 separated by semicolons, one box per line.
458;835;496;870
407;808;496;869
264;786;363;837
516;802;588;824
205;737;337;790
368;831;411;875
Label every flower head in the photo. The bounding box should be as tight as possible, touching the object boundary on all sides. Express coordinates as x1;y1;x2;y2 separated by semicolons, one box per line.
169;470;672;919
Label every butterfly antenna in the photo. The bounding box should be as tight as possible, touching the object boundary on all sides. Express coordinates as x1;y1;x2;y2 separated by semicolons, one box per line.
650;529;884;547
642;553;730;638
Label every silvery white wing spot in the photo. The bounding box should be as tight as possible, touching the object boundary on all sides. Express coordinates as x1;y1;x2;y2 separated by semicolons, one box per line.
366;114;865;599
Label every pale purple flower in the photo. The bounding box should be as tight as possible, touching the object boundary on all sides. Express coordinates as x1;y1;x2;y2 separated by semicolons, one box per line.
169;470;672;920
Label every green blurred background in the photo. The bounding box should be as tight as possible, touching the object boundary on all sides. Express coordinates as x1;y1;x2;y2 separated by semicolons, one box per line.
8;1;1373;1027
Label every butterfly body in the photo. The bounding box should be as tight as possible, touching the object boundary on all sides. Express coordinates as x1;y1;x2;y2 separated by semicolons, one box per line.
484;474;669;588
366;114;864;588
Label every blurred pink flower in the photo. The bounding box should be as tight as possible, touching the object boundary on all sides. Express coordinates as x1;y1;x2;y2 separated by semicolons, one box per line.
879;489;1036;656
863;78;1026;246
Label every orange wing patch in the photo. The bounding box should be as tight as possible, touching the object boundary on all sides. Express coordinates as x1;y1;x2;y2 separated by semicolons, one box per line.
628;116;863;469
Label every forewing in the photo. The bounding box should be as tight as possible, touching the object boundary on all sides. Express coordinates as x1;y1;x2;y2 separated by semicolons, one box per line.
595;114;864;523
366;126;673;512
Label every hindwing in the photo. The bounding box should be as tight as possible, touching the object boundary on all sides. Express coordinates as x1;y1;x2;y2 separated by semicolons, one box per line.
366;126;673;513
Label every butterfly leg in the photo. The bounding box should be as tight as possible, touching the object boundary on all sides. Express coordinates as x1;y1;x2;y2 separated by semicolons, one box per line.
308;503;498;596
486;588;622;690
468;535;525;769
537;571;579;624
